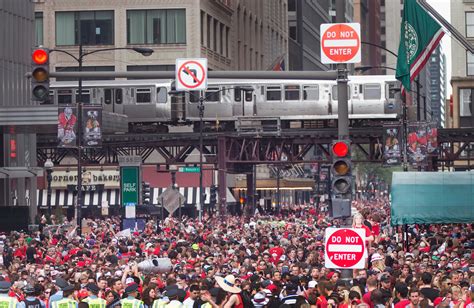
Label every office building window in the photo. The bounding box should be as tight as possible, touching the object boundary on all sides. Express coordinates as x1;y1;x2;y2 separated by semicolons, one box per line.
460;88;473;117
35;12;43;46
467;52;474;76
127;9;186;44
466;12;474;37
56;11;114;46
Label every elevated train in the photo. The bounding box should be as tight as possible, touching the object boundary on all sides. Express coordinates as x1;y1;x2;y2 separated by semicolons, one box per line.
50;75;401;132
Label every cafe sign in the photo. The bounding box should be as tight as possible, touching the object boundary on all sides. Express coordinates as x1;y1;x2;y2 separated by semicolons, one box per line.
51;167;120;188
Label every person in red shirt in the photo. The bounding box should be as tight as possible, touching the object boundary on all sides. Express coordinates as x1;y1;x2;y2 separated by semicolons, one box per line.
394;282;411;308
362;277;378;308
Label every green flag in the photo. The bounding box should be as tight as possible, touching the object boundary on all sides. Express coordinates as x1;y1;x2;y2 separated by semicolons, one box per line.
396;0;444;92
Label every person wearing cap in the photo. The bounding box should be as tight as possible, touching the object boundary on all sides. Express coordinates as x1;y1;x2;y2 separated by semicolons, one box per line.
120;284;143;308
48;278;69;308
251;291;269;308
0;281;17;308
280;282;308;307
51;285;77;308
163;288;184;308
19;285;45;308
82;284;106;308
301;281;318;305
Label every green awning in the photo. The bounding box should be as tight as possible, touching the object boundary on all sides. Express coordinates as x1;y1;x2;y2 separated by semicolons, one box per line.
391;172;474;225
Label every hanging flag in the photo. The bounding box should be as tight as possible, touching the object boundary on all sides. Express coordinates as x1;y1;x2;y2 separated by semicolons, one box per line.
395;0;444;92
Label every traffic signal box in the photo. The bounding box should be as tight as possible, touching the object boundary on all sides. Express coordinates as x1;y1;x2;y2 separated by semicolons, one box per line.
210;185;217;206
330;140;352;218
142;181;151;205
31;48;51;103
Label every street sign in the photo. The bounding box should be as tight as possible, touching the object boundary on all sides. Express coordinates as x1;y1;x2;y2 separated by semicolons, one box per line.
175;58;208;91
324;227;365;269
178;166;201;173
320;23;361;64
158;186;185;215
121;166;139;207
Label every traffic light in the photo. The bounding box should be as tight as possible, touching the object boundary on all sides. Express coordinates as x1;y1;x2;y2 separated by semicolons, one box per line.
330;140;353;218
210;185;217;205
142;181;151;205
31;48;51;103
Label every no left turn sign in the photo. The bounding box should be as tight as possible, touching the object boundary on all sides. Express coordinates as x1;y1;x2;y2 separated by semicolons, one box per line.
175;58;208;91
320;23;361;64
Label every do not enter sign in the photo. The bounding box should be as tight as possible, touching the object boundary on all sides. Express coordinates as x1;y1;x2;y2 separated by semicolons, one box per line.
324;228;366;269
320;23;361;64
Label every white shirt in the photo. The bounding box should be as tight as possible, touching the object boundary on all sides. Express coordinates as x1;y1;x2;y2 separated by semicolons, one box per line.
182;297;195;308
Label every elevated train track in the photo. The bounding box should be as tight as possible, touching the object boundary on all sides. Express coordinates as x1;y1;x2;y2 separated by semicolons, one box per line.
37;127;474;171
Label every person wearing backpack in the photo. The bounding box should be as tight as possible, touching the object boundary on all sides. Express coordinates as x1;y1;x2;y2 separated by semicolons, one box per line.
19;285;45;308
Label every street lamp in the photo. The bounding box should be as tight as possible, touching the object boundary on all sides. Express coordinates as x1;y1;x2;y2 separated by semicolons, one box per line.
169;86;253;221
51;45;153;235
44;158;54;218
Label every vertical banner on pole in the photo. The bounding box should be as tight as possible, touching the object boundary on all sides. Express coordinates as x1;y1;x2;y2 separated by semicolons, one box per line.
407;123;428;166
426;123;438;155
58;106;78;147
383;125;402;166
82;106;102;147
121;166;139;218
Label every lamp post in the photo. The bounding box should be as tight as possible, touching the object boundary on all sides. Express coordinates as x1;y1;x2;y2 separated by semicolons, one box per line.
51;45;153;235
169;86;253;222
44;158;54;218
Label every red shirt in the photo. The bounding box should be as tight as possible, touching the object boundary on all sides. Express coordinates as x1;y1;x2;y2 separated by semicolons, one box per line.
317;295;328;308
363;291;374;308
395;299;411;308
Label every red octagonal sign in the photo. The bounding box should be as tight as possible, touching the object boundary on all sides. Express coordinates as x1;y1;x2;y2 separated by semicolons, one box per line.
325;228;366;269
320;23;361;64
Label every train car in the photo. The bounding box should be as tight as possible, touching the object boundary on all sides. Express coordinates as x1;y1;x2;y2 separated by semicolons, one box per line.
49;75;401;132
50;79;178;132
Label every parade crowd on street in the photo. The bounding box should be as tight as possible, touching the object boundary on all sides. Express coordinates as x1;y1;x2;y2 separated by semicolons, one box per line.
0;196;472;308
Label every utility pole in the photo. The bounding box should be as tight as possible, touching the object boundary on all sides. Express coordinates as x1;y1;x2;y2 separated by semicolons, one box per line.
336;0;349;141
76;44;83;236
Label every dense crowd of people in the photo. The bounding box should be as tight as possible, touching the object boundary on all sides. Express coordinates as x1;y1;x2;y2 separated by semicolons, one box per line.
0;197;472;308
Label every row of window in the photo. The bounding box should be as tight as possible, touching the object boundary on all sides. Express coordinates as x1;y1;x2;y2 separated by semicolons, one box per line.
54;84;383;105
36;9;186;46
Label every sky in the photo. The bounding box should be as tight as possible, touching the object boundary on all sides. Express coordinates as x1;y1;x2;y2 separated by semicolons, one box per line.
426;0;451;95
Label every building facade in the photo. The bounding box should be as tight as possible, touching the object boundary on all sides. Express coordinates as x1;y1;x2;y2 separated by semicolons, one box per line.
287;0;330;71
0;0;57;224
353;0;383;74
428;45;447;127
450;1;474;129
35;0;288;75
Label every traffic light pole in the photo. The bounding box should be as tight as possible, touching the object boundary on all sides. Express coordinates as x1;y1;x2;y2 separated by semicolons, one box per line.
336;0;352;280
336;0;349;140
77;44;83;236
198;97;205;223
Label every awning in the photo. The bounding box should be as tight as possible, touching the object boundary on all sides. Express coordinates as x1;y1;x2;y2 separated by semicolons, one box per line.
37;189;120;208
391;172;474;225
0;167;43;179
37;187;236;208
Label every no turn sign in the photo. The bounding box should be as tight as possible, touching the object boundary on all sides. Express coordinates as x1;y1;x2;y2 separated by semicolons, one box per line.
320;23;361;64
175;58;208;91
324;227;366;269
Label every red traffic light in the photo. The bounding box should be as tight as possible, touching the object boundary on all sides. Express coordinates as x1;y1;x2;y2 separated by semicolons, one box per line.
332;141;349;157
32;49;49;65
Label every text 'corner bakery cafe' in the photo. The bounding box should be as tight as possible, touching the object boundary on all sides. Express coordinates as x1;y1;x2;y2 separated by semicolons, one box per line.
37;165;236;212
